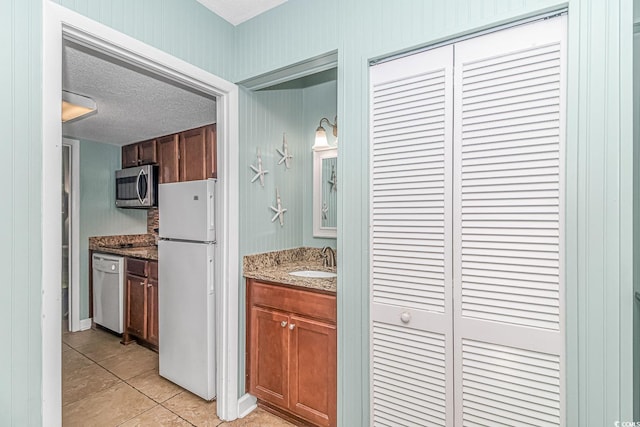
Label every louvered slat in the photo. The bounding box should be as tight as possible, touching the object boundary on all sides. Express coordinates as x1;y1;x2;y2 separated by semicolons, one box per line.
461;339;560;426
372;65;448;313
457;40;562;330
372;322;447;427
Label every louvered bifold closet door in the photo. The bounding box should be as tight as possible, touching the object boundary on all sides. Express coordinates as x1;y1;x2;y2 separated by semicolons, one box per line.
452;16;566;426
370;45;454;426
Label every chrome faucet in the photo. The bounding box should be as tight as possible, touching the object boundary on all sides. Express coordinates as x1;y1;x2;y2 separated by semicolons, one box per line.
321;246;336;268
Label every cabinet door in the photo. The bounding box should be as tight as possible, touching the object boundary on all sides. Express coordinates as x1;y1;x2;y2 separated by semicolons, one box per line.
146;277;159;347
125;273;147;339
250;306;290;409
205;124;217;179
138;139;157;165
157;134;179;183
289;315;336;427
122;144;139;168
180;127;207;182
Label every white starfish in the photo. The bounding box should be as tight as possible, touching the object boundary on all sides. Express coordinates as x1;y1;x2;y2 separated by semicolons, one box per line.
277;133;293;169
322;202;329;220
270;188;287;226
328;165;337;192
250;148;268;186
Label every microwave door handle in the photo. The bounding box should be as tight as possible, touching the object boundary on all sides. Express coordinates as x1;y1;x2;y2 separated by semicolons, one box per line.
136;169;145;204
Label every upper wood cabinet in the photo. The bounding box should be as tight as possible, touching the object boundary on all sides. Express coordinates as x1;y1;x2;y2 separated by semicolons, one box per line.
121;139;156;168
180;127;207;182
121;124;217;183
122;144;139;168
138;139;157;165
157;134;180;184
205;124;217;179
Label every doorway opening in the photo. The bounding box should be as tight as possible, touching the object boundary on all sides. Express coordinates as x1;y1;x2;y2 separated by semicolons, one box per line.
43;3;240;423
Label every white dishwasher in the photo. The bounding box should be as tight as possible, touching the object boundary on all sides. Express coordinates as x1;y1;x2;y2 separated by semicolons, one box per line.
92;253;124;334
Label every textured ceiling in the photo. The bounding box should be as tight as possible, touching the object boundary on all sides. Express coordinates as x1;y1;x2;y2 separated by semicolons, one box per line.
62;42;216;146
196;0;287;25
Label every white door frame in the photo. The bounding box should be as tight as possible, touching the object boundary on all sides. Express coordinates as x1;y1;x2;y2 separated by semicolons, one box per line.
42;2;242;424
62;138;81;332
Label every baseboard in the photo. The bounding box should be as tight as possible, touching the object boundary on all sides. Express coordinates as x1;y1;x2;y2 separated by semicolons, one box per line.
79;318;92;331
237;393;257;418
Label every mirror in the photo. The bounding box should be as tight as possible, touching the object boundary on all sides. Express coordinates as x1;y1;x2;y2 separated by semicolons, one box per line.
313;147;337;238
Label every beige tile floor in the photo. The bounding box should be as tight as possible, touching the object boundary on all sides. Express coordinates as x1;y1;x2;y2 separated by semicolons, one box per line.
62;327;295;426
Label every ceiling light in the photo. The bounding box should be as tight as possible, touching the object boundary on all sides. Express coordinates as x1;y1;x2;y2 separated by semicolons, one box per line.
313;116;337;151
61;91;97;123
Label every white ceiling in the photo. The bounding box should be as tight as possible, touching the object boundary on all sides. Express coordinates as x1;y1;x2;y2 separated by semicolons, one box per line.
62;42;216;146
196;0;287;26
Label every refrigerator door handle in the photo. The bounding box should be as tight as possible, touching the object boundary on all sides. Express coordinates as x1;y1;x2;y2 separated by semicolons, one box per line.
208;191;215;231
208;256;214;295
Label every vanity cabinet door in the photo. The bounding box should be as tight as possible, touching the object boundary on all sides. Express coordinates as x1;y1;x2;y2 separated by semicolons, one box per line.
289;315;336;427
125;273;147;339
250;306;290;409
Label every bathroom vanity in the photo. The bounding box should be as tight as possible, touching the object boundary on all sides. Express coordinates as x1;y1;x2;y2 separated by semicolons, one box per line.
244;248;337;427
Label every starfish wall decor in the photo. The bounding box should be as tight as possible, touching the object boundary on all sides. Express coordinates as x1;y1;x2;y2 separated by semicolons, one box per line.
249;148;268;186
328;164;337;192
277;133;293;169
270;188;287;226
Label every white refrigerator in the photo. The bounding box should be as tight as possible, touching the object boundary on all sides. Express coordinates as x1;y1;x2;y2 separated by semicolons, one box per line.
158;178;216;400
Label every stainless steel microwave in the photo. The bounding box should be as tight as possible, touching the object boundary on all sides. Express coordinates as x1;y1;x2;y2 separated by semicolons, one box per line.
115;164;158;208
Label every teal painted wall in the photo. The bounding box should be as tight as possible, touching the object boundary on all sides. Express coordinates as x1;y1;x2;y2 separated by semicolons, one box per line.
236;0;635;425
50;0;236;81
2;0;635;424
0;0;42;424
78;140;147;320
302;79;338;248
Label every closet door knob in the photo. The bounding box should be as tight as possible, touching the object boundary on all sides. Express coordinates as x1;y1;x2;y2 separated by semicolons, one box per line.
400;312;411;324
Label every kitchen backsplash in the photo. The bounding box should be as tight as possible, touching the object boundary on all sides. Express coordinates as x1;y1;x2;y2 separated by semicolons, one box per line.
147;208;159;236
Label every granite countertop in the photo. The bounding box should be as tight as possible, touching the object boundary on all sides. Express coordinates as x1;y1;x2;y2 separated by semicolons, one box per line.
89;234;158;261
243;247;337;294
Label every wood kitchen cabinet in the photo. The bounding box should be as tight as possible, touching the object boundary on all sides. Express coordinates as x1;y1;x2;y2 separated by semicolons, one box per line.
247;279;336;427
157;134;180;183
123;258;159;351
121;139;157;168
121;124;217;182
179;124;217;181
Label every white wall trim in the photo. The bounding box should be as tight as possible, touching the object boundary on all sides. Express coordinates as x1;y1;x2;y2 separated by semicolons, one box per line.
42;3;240;424
62;138;81;332
79;318;92;331
237;393;258;418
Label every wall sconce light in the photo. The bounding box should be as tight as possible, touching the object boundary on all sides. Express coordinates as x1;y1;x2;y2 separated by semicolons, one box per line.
313;116;338;151
62;90;97;123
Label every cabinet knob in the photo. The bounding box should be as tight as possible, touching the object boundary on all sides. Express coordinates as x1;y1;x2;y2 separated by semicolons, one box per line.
280;321;287;328
140;282;145;287
289;324;295;330
400;311;411;324
147;283;152;288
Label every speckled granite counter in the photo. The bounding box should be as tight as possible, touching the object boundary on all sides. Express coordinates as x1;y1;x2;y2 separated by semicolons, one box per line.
243;247;337;294
89;234;158;261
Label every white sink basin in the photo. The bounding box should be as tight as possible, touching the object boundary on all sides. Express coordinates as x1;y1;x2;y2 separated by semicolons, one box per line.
289;270;337;279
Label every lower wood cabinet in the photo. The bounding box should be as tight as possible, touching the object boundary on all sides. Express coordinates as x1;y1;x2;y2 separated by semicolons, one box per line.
247;279;336;427
123;258;159;350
